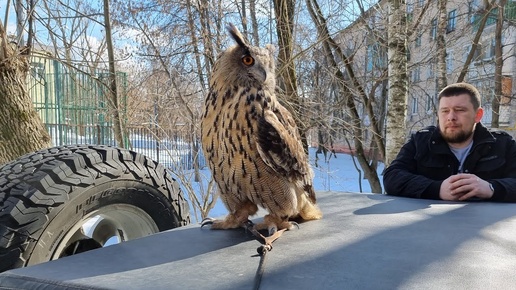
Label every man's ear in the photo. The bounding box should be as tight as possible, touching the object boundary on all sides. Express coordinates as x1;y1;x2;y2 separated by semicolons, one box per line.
475;107;484;123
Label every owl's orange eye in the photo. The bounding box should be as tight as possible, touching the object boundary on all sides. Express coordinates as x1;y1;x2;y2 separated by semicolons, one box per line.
242;55;255;66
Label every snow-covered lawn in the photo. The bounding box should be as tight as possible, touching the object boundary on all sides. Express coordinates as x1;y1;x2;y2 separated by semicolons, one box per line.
188;148;385;219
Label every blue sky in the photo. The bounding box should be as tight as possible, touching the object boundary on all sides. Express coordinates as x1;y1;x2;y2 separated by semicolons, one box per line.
1;3;17;35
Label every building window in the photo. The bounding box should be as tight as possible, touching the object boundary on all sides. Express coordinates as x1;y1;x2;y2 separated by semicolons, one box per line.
484;38;496;60
415;32;422;47
446;50;454;74
412;66;421;82
447;10;457;32
428;62;435;79
407;1;414;22
366;43;386;72
486;9;498;26
368;12;379;27
463;44;482;64
407;0;414;13
411;96;419;115
366;45;374;72
490;38;496;58
426;94;434;113
416;0;424;8
463;45;471;63
475;45;482;61
469;0;481;24
507;2;516;20
430;18;437;40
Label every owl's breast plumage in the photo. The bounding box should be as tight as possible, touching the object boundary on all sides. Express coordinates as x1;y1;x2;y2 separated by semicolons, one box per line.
201;86;299;215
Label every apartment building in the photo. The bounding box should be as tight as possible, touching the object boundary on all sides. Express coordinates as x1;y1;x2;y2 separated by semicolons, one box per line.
338;0;516;136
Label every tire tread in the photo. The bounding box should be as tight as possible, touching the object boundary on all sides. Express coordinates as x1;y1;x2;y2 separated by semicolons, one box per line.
0;145;190;272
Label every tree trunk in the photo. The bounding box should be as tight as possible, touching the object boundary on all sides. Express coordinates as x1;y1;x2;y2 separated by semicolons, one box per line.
457;1;496;82
273;0;308;149
240;0;248;36
385;0;408;167
1;9;52;165
186;0;210;182
103;0;125;148
249;0;260;46
0;44;52;164
306;0;383;193
436;0;447;89
491;0;507;128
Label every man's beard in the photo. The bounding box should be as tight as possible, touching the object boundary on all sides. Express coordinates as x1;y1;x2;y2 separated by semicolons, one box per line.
441;127;474;144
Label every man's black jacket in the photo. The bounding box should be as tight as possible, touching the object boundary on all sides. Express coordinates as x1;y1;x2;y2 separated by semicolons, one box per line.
383;123;516;202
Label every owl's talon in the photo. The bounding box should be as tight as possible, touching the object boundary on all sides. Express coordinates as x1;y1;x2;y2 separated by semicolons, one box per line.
199;25;322;244
243;219;255;231
290;221;300;230
201;217;216;228
244;220;266;242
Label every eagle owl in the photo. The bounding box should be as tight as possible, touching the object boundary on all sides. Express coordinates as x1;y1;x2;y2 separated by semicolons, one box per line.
201;24;321;236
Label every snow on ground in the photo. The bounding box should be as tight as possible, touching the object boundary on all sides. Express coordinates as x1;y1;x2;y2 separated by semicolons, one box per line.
187;148;385;220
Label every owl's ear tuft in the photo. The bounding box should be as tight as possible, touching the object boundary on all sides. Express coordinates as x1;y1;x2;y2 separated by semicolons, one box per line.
227;23;249;50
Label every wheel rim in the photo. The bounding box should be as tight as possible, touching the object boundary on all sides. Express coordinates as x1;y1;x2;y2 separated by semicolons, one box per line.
51;204;159;259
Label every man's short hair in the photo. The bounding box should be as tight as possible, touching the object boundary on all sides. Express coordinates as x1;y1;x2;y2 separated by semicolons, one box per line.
438;82;482;110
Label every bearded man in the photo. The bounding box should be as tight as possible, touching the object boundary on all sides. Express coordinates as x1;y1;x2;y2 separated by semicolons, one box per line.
383;82;516;202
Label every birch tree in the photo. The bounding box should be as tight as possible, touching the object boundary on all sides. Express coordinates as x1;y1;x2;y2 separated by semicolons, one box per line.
306;0;384;193
491;0;508;128
435;0;447;89
274;0;309;148
385;0;408;166
457;1;496;82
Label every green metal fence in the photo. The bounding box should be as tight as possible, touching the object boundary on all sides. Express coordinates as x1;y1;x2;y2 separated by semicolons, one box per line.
29;56;125;146
28;55;204;170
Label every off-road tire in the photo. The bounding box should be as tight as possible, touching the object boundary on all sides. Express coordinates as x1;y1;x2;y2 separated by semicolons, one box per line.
0;145;190;272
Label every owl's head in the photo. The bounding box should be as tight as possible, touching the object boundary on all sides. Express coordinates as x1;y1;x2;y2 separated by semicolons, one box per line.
210;24;276;91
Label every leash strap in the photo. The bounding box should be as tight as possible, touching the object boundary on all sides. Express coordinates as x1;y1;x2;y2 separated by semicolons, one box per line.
244;221;286;290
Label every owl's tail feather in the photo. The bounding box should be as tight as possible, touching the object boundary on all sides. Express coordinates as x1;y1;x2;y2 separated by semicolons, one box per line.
297;195;323;221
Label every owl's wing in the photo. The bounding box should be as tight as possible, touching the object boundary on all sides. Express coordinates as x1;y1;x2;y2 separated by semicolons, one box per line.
256;105;310;178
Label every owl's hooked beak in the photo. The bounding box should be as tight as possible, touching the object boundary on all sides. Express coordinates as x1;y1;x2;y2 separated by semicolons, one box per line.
250;65;267;84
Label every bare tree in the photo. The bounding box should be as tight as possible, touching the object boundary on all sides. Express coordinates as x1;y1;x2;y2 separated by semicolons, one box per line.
0;3;51;164
1;0;133;163
306;0;384;193
103;0;125;147
435;0;447;89
110;0;237;220
249;0;260;46
491;0;508;128
36;0;127;143
274;0;309;148
385;0;408;167
457;0;497;82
